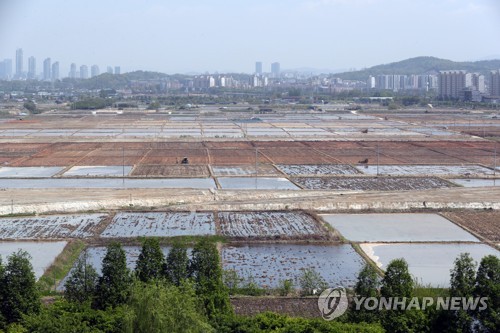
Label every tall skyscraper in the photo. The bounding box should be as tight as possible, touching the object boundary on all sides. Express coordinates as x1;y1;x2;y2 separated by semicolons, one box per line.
51;62;60;80
69;63;77;78
271;62;280;78
80;65;89;79
438;70;472;99
1;59;13;79
491;70;500;97
107;66;113;74
255;61;262;75
15;48;23;78
114;66;121;75
43;58;51;81
91;65;100;78
28;56;36;79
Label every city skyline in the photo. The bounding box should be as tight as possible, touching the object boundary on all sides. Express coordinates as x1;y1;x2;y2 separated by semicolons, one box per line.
0;0;499;74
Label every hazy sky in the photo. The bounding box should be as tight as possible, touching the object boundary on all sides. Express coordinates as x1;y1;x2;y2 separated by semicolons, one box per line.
1;0;499;74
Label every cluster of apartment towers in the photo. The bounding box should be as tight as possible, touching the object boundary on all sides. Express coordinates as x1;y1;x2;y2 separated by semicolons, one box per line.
0;48;120;81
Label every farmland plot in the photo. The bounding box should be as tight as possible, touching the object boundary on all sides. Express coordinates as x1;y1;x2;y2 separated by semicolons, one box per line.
358;165;493;176
131;164;210;177
0;214;107;239
442;211;500;243
221;244;365;288
212;165;280;176
101;212;216;237
0;241;67;279
293;177;453;191
0;166;64;178
276;164;361;176
218;211;328;239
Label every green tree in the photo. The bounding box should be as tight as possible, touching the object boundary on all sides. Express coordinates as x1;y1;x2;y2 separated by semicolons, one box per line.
380;258;413;299
350;264;380;323
0;250;40;324
189;239;232;320
474;255;499;332
64;251;99;304
94;243;132;309
298;267;328;296
123;281;214;333
23;100;37;114
164;241;189;286
223;269;242;295
446;253;477;333
135;238;164;283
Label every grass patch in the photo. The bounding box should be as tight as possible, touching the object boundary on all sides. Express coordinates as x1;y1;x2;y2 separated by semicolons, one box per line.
0;212;37;218
38;240;86;295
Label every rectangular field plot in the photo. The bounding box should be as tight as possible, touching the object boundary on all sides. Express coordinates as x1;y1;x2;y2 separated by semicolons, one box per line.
222;244;365;288
357;165;493;176
0;214;107;239
276;164;361;176
131;165;210;177
451;179;500;187
212;165;280;176
361;243;499;287
218;177;300;190
321;214;479;242
442;211;500;243
218;211;328;239
63;166;133;177
101;212;216;237
0;241;67;279
0;166;64;178
293;177;453;191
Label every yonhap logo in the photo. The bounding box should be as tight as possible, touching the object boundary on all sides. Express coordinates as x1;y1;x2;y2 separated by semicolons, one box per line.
317;287;348;320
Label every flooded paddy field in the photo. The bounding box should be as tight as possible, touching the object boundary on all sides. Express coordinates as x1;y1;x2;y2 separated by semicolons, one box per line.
0;166;64;178
0;214;107;239
221;244;365;288
321;213;479;242
217;177;299;190
361;243;500;287
62;166;133;177
451;179;500;187
358;165;494;176
293;177;453;191
100;212;216;237
0;177;216;189
218;211;329;239
0;241;67;279
276;164;361;176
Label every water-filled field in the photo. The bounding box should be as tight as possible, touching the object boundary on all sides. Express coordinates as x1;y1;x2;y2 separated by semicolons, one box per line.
221;244;365;288
276;164;361;176
217;177;299;190
0;166;64;178
358;165;493;176
293;177;453;191
63;166;133;177
361;243;500;287
321;213;479;242
101;212;216;237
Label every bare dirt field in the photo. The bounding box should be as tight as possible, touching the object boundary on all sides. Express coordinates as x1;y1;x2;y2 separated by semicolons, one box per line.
131;164;210;177
442;211;500;243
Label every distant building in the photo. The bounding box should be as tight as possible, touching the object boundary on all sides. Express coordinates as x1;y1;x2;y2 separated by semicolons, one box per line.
471;73;485;93
490;70;500;97
51;62;60;80
43;58;51;81
107;66;113;74
0;59;13;80
28;56;36;79
438;70;472;99
91;65;100;77
80;65;88;79
15;48;23;78
114;66;121;75
271;62;280;78
255;61;262;75
69;63;77;78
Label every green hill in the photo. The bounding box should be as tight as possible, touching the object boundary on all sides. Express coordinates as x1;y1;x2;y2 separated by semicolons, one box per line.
335;56;500;81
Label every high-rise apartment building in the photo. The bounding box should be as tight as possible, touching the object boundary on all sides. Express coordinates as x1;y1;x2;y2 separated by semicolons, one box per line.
491;70;500;97
271;62;280;78
471;73;485;93
114;66;121;75
43;58;51;81
69;63;77;78
91;65;100;78
80;65;89;79
438;70;472;99
28;56;36;79
15;48;23;78
51;62;60;80
107;66;113;74
1;59;13;79
255;62;262;75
